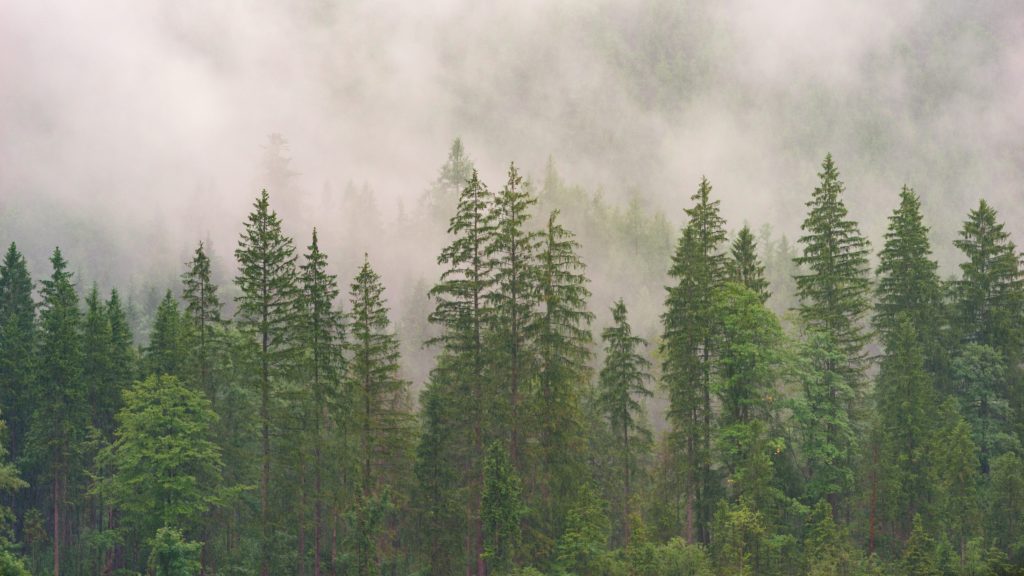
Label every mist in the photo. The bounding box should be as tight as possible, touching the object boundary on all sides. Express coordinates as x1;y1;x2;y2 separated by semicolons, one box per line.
2;0;1023;341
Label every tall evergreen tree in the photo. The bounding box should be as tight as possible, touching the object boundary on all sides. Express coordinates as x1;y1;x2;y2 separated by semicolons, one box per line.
901;515;940;576
873;316;937;539
347;256;412;576
296;229;345;576
481;441;524;574
874;187;945;380
729;226;770;303
424;169;496;575
0;243;36;463
181;241;222;400
106;288;136;422
146;290;185;378
530;210;593;552
598;299;653;546
28;248;85;576
486;162;541;467
661;176;727;543
234;189;299;576
793;154;871;516
82;285;114;437
935;405;981;565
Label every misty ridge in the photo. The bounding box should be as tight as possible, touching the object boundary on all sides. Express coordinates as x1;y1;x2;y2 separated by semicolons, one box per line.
2;1;1024;576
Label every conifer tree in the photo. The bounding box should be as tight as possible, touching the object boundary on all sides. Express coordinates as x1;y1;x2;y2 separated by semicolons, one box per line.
106;288;136;417
28;248;85;576
0;415;27;548
729;226;770;303
951;344;1017;472
347;256;412;576
987;452;1024;559
873;316;937;539
874;187;946;379
423;169;495;575
598;299;653;545
531;210;593;548
901;515;940;576
661;176;727;543
486;162;541;467
793;154;871;516
935;407;981;564
181;241;222;400
424;137;474;223
482;441;523;574
0;243;36;463
146;290;185;377
296;229;345;576
953;200;1024;353
83;285;115;436
234;189;299;576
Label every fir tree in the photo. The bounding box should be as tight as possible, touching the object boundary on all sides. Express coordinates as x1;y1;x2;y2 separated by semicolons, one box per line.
234;189;299;576
486;162;541;467
661;176;727;543
82;285;115;436
181;241;222;400
793;154;871;516
28;248;85;576
296;229;345;576
106;288;136;413
531;210;593;550
874;187;946;380
424;169;496;575
347;256;411;576
146;290;185;377
598;299;653;545
729;226;770;303
0;243;36;463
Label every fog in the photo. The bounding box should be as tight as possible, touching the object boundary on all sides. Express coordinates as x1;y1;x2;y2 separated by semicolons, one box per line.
2;0;1023;367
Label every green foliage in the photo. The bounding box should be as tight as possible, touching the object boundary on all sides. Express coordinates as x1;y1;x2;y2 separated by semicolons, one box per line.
951;344;1018;471
0;549;30;576
148;526;201;576
987;452;1024;561
711;500;765;576
0;417;27;548
901;515;940;576
95;374;223;537
483;442;524;573
729;226;770;303
181;241;222;398
0;242;36;465
555;483;610;575
146;289;186;377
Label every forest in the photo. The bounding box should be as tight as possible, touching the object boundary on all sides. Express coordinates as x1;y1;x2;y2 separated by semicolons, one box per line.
2;139;1024;576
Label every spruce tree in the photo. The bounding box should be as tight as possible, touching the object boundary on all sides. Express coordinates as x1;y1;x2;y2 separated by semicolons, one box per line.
486;162;541;467
296;229;345;576
873;316;937;539
146;290;185;378
0;243;36;463
661;176;727;543
106;288;136;414
793;154;871;516
423;169;495;575
28;248;85;576
531;210;593;550
234;189;299;576
729;226;770;303
347;256;411;576
181;241;222;400
935;406;981;564
901;515;940;576
598;299;653;545
82;285;115;437
874;187;945;379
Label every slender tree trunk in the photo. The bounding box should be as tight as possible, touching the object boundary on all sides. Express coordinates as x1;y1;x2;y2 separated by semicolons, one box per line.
53;473;61;576
868;443;878;555
299;458;307;576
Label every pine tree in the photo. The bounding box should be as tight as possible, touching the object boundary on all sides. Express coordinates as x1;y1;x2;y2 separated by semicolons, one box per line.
874;187;946;380
530;210;593;551
661;176;727;543
598;299;653;546
873;316;937;539
486;162;541;467
0;243;36;464
234;189;299;576
423;169;495;575
296;229;345;576
28;248;85;576
793;154;871;516
146;290;185;377
347;256;412;576
181;241;222;400
729;226;770;303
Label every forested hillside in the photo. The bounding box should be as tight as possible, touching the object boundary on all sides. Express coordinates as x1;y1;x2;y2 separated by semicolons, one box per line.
2;144;1024;576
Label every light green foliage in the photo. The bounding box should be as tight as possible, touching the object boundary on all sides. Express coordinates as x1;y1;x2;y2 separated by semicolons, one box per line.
986;452;1024;561
555;483;610;575
711;500;765;576
901;515;940;576
148;526;201;576
0;417;27;549
96;374;223;537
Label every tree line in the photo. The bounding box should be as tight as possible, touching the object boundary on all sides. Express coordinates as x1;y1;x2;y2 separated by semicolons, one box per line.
1;144;1023;576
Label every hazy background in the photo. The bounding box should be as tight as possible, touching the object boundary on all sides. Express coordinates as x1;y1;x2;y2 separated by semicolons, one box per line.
2;0;1023;390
